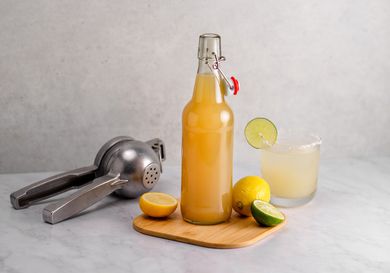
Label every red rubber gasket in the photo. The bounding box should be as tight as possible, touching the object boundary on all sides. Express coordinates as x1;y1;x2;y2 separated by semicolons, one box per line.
231;76;239;95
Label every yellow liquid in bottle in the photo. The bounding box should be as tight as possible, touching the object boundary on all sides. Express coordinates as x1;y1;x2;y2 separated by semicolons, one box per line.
181;73;233;225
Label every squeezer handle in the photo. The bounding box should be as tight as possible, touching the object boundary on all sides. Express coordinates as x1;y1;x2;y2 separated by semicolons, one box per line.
42;174;126;224
10;165;98;209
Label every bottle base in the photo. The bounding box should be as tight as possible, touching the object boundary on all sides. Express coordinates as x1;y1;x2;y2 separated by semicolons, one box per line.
183;217;229;226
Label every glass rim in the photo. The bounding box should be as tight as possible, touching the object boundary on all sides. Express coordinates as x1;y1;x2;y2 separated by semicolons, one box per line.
263;133;321;152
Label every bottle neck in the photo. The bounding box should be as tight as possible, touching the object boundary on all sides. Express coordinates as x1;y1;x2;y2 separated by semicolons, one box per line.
192;59;224;104
197;59;212;74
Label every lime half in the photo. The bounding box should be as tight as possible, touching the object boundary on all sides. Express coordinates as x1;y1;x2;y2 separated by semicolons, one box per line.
244;117;277;149
251;200;285;227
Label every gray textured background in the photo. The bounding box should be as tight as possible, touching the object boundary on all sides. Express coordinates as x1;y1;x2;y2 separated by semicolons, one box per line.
1;0;390;173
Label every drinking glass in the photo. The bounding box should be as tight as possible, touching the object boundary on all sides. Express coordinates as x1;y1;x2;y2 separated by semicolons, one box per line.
260;133;321;207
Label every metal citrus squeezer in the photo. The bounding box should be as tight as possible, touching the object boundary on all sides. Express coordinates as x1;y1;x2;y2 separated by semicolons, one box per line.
10;136;165;224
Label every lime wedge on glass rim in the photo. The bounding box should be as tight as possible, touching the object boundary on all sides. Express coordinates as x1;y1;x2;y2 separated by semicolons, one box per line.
244;117;277;149
251;200;285;227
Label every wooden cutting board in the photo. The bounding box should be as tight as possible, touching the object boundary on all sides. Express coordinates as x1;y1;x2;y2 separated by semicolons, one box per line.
133;208;286;249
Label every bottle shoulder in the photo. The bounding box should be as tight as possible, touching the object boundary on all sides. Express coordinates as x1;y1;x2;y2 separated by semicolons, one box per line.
183;99;233;112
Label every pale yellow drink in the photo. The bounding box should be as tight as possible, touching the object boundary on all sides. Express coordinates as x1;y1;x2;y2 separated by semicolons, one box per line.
260;136;320;205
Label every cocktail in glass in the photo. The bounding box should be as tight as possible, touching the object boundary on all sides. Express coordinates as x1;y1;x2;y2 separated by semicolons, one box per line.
260;133;321;207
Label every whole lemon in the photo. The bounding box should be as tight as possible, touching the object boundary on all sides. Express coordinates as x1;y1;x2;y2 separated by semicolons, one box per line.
232;176;271;216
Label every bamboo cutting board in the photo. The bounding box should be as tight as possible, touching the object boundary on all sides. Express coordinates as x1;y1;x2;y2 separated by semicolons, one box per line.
133;208;286;249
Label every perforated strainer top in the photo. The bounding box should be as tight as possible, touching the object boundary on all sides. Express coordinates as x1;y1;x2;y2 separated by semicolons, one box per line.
143;163;161;189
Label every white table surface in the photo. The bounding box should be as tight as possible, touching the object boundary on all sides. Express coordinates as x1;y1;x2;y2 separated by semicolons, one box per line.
1;157;389;273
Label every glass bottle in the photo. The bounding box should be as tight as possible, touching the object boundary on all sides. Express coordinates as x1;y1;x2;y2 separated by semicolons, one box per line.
181;33;234;225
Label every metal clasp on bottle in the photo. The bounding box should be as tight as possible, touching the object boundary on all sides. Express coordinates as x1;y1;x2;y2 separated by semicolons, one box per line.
207;52;239;96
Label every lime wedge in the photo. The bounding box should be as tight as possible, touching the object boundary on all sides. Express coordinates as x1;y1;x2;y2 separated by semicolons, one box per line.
244;118;277;149
251;200;285;227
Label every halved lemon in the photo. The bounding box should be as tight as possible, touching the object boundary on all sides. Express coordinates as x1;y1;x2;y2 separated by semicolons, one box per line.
139;192;178;218
244;117;277;149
